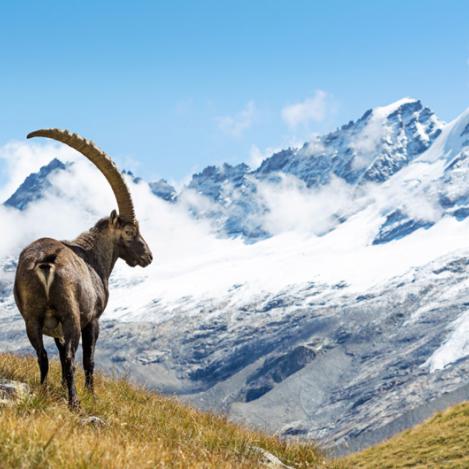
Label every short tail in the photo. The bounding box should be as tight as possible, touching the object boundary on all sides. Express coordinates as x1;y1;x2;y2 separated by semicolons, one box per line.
34;254;57;300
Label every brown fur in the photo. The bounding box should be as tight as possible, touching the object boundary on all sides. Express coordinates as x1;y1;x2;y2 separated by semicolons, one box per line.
14;211;152;408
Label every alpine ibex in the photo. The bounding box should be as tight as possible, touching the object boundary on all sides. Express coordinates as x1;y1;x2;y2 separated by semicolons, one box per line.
14;129;153;408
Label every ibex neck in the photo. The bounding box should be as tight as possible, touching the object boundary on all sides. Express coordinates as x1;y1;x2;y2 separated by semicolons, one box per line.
69;228;119;283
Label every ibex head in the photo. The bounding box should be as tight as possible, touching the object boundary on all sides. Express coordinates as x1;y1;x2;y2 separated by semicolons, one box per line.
27;128;153;268
109;210;153;267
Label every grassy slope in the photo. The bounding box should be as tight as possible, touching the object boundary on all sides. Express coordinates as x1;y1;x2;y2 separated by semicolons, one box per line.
344;401;469;468
1;353;468;468
0;354;331;469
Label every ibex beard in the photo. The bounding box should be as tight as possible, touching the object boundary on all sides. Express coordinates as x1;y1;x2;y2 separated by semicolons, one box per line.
14;129;153;409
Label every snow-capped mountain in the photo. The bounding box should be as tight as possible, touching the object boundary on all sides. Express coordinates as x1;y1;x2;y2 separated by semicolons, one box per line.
256;98;442;185
1;97;469;455
182;98;444;241
4;158;67;210
4;98;444;245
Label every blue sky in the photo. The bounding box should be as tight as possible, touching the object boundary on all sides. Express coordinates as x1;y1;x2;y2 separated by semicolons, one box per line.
0;0;469;185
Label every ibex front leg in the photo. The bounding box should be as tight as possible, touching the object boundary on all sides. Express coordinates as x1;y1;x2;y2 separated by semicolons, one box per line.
82;319;99;393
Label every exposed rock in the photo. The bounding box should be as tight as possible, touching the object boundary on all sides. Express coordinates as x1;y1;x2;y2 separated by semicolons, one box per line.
79;416;106;427
250;446;294;468
0;379;30;406
241;345;317;402
276;421;310;438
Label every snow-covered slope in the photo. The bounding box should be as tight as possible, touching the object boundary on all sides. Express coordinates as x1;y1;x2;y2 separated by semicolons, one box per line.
1;98;469;455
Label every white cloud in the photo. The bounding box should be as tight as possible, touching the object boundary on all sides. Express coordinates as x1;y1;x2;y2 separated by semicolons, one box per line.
217;101;256;137
302;135;326;156
257;174;355;236
371;175;443;223
282;90;330;128
248;144;282;169
349;117;385;171
350;118;384;154
249;145;265;169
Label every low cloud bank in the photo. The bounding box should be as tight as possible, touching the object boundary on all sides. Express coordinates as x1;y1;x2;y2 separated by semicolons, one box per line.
0;139;465;306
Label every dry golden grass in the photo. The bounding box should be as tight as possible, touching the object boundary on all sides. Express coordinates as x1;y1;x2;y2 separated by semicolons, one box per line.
4;353;466;468
0;353;333;469
343;401;469;468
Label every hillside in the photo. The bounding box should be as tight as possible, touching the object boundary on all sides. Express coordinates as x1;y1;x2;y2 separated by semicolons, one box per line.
0;354;329;469
2;354;468;468
345;400;469;468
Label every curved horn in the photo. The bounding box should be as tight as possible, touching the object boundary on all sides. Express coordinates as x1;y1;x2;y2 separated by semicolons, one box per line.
27;128;136;223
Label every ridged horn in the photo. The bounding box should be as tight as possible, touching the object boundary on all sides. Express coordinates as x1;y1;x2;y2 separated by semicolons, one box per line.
27;128;136;223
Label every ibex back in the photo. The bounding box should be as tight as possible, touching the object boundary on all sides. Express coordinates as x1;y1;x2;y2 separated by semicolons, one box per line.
14;129;153;408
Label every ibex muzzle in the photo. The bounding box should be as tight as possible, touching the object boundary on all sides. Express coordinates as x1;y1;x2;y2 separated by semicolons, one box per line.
14;129;153;408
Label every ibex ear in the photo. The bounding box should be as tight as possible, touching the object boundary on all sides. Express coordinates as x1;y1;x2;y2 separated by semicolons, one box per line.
110;210;119;226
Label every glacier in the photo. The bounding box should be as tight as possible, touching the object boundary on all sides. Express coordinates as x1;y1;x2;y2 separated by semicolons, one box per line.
1;97;469;455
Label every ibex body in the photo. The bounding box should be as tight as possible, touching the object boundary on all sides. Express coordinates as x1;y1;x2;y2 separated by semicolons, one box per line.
14;129;152;408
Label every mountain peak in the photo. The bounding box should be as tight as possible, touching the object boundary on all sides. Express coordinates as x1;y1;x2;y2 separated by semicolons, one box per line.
373;97;420;118
3;158;67;210
149;179;177;202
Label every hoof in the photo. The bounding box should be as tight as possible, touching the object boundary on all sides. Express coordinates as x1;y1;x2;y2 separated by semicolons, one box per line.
68;399;80;411
85;383;95;394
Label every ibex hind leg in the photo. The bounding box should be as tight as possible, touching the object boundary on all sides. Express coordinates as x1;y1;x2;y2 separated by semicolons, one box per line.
54;338;67;388
82;319;99;393
60;313;81;410
25;319;48;384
